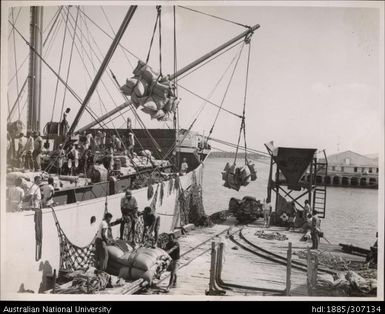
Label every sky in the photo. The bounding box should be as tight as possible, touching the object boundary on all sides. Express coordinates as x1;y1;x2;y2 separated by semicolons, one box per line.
4;1;384;157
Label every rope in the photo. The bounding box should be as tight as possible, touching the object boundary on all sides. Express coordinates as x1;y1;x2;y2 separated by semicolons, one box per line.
7;7;22;39
234;42;252;165
178;40;244;81
158;6;162;76
205;42;245;147
50;8;70;123
60;6;80;120
178;5;250;29
145;8;160;64
78;7;141;62
100;6;134;70
11;8;21;119
8;7;61;87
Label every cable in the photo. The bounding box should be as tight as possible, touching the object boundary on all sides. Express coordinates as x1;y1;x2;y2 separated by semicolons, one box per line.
11;8;21;119
59;6;79;120
178;6;250;29
50;8;70;123
100;6;134;70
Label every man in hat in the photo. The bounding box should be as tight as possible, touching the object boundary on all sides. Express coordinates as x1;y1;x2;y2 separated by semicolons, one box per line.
120;189;138;244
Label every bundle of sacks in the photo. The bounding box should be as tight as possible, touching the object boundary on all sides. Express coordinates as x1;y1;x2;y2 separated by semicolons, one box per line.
222;161;257;191
106;245;171;285
120;61;180;121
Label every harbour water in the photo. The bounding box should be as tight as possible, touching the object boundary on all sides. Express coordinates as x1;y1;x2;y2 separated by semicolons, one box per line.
203;158;378;249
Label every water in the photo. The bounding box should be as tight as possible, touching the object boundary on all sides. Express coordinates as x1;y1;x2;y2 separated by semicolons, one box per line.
202;158;378;248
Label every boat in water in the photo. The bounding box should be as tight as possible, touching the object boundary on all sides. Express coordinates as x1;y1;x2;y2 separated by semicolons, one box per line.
3;4;259;295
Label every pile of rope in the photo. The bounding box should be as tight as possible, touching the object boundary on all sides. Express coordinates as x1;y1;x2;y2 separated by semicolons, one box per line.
254;230;288;241
294;250;368;271
55;267;114;294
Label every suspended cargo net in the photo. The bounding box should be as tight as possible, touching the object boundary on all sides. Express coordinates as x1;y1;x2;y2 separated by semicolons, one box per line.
51;207;96;271
120;61;179;121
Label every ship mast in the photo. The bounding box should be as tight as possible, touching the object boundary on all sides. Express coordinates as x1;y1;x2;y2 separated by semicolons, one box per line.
27;6;43;132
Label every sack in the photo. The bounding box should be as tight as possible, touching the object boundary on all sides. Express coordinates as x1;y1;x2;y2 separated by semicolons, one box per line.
247;162;257;181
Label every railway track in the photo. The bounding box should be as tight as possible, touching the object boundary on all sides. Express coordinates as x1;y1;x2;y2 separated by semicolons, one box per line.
229;230;336;275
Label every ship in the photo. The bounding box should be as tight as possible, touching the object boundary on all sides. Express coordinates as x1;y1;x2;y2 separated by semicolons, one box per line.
3;4;259;295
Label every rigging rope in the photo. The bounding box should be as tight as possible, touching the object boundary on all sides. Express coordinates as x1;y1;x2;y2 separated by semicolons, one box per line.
100;6;134;70
234;41;252;165
11;8;21;119
178;40;244;81
50;8;70;123
158;6;162;76
205;42;245;148
145;7;160;65
60;6;80;120
7;7;22;39
178;6;250;29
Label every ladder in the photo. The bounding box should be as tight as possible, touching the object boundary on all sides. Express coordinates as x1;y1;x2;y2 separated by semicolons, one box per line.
312;151;328;218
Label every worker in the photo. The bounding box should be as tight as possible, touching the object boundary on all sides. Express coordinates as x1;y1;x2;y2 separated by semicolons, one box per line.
95;213;117;271
142;206;160;247
41;177;55;208
180;158;188;175
71;144;80;175
310;210;321;250
27;176;42;211
165;233;180;290
56;144;65;176
127;131;135;157
61;108;71;135
94;131;102;152
7;177;25;212
111;135;122;152
33;131;43;172
262;198;272;228
120;189;138;245
16;133;26;168
304;200;312;218
24;131;34;171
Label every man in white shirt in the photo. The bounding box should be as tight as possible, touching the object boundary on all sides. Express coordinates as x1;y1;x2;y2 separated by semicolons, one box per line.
28;176;42;210
180;158;188;175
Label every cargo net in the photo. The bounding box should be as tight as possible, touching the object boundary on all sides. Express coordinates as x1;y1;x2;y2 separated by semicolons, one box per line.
178;172;212;227
51;208;96;271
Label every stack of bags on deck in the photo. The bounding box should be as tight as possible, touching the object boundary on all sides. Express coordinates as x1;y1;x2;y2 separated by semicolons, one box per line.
120;61;179;121
106;245;171;285
222;161;257;191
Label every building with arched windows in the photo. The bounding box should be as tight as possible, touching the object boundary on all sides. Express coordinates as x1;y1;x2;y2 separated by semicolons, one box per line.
301;151;378;188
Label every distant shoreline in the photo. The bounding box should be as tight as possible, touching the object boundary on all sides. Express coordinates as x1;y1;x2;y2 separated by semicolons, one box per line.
208;151;269;160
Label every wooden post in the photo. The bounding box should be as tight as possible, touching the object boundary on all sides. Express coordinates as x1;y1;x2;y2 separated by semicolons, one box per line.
306;247;318;295
285;242;292;296
52;269;57;294
206;242;217;295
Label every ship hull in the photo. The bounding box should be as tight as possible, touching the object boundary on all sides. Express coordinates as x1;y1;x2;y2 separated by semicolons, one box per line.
2;158;206;297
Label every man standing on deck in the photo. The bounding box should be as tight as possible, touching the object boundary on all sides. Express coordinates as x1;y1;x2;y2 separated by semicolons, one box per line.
120;189;138;245
33;131;43;172
165;233;180;290
27;176;42;211
24;131;34;171
310;211;321;250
